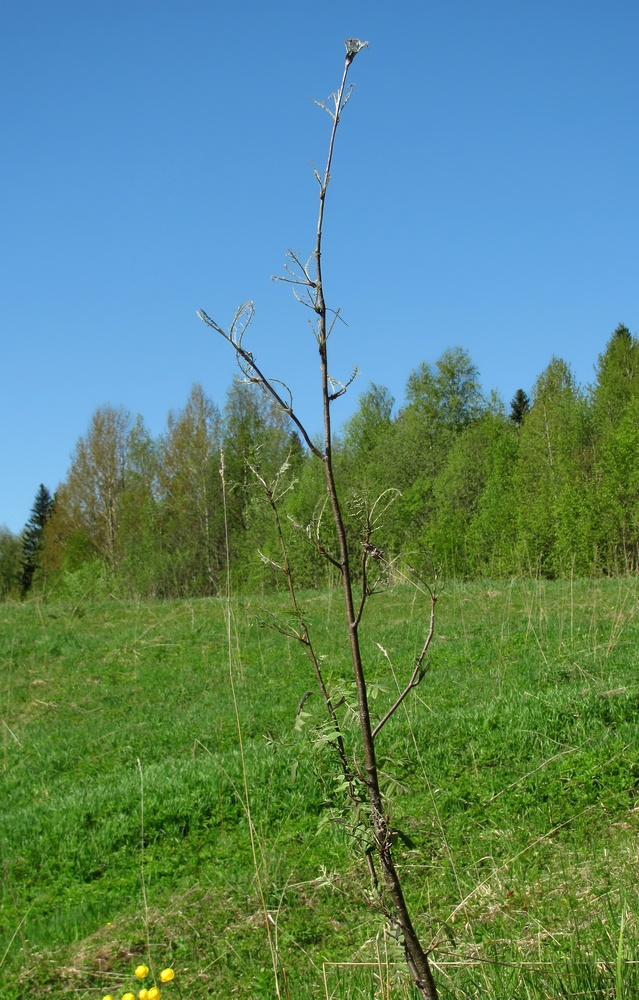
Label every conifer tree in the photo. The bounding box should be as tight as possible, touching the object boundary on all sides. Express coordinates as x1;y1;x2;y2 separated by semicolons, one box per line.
20;484;53;594
509;388;531;426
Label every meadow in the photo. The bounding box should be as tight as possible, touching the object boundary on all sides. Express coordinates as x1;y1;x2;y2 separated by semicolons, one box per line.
1;576;638;998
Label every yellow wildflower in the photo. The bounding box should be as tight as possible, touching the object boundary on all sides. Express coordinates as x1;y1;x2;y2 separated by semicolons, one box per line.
139;991;149;1000
134;965;150;979
159;968;175;983
122;993;136;1000
147;988;161;1000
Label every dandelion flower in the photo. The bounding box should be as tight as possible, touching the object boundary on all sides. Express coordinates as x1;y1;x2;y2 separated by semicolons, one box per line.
159;968;175;983
147;988;161;1000
135;965;150;979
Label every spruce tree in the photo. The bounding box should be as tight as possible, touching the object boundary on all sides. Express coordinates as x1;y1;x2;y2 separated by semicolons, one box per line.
509;388;531;426
21;484;53;594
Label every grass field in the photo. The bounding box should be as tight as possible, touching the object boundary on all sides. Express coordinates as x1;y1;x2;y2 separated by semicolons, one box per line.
1;576;638;998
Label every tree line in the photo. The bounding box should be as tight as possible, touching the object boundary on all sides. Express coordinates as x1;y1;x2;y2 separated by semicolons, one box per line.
2;323;638;600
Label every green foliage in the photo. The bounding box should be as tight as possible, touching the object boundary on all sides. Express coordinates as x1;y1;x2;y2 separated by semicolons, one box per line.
60;404;131;566
465;419;520;575
342;383;394;466
512;357;593;577
116;417;164;597
405;347;484;433
592;323;639;423
32;325;639;592
155;383;223;596
283;451;339;590
590;325;639;572
428;410;514;576
222;381;298;591
0;526;22;600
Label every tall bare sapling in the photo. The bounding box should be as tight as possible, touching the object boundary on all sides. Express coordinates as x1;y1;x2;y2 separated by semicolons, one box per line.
199;40;440;999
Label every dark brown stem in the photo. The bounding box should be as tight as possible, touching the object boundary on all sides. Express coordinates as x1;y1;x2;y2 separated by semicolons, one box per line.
311;47;439;1000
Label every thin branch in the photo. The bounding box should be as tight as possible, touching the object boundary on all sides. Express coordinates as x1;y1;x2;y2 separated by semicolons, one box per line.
287;502;342;570
355;549;370;628
290;285;317;311
288;249;316;286
372;590;437;741
271;274;310;288
326;307;347;337
328;366;359;401
311;98;337;119
197;307;323;459
354;491;401;627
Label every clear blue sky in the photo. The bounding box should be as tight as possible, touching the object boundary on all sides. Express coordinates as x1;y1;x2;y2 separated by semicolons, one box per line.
2;2;638;534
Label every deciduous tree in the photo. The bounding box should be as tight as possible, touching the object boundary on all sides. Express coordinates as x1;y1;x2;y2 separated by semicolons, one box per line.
116;416;163;596
48;405;130;568
590;324;639;570
0;527;21;600
513;358;591;575
158;383;223;595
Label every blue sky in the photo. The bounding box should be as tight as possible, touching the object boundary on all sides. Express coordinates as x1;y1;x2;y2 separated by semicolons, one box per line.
2;2;638;534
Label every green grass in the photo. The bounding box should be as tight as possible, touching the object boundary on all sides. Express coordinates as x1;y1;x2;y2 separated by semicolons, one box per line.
1;577;638;998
